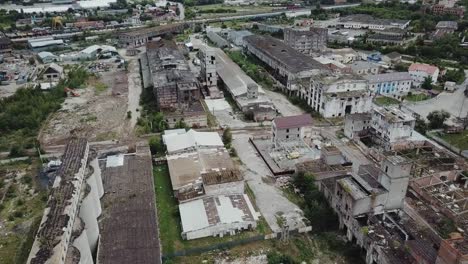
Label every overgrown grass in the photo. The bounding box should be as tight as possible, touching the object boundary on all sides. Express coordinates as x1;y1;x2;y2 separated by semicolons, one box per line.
94;82;108;94
439;130;468;150
374;96;400;106
404;93;430;102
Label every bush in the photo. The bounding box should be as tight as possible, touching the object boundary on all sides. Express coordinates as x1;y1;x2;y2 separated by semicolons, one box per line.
149;136;166;156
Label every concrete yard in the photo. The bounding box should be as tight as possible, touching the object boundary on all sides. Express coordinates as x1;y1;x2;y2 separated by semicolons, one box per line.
264;89;305;116
232;133;308;233
404;86;468;122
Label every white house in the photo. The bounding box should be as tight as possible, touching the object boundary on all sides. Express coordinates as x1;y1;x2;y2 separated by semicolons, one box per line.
408;63;439;86
42;63;63;81
272;114;313;147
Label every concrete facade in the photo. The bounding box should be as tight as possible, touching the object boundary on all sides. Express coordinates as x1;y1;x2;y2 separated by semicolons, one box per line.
409;63;439;86
370;106;416;146
283;27;328;55
365;72;413;99
344;113;372;139
300;75;372;118
271;114;313;148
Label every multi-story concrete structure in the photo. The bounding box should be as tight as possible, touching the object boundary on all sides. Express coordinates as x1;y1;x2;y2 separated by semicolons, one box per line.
300;74;372;118
143;39;207;128
283;27;328;55
118;23;186;47
271;114;313;148
409;63;439;86
344;113;372;139
364;72;413;99
337;14;411;30
433;21;458;39
227;30;253;47
370;106;416;147
28;139;104;264
199;46;218;91
366;28;408;46
244;35;325;94
432;4;465;18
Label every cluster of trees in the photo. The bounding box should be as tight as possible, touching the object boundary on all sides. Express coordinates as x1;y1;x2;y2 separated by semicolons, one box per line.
293;172;339;232
172;0;223;7
414;110;451;134
0;66;91;152
441;68;466;84
227;51;275;88
198;8;236;14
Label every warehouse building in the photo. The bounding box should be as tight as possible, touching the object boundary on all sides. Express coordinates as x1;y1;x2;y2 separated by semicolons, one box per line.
244;35;326;94
214;48;276;121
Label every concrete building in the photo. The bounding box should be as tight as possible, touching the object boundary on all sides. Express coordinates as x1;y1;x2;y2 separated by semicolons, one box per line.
118;23;185;47
349;61;381;75
28;37;64;52
283;27;328;55
143;40;206;128
179;194;259;240
272;114;313;148
370;106;416;146
27;139;104;264
433;21;458;39
344;113;372;139
409;63;439;86
364;72;413;99
227;30;253;47
207;31;229;49
300;74;372;118
244;35;325;94
42;63;64;81
162;129;224;155
199;46;218;95
37;51;58;64
337;14;411;30
214;48;276;121
432;4;464;18
0;32;12;53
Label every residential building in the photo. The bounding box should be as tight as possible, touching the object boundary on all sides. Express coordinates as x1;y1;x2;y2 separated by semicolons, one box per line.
344;113;372;139
337;14;411;30
349;61;381;75
432;4;465;18
364;72;413;99
227;30;253;47
283;27;328;55
370;106;416;147
244;35;325;93
43;63;64;81
432;21;458;39
408;63;439;86
271;114;313;147
215;48;276;121
300;74;372;118
118;23;185;47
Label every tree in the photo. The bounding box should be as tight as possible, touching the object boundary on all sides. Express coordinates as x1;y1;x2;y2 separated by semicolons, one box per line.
415;116;428;134
427;110;450;129
222;127;232;148
421;76;433;90
149;136;165;156
174;119;187;129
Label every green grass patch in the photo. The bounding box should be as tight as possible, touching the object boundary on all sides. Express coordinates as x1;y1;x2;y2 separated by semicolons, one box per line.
404;93;430;102
94;82;108;94
374;96;400;106
439;130;468;150
154;165;268;255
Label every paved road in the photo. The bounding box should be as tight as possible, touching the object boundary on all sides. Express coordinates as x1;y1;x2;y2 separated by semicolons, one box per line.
232;133;307;233
404;82;468;122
